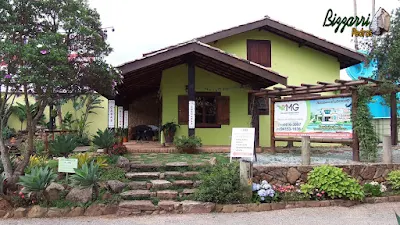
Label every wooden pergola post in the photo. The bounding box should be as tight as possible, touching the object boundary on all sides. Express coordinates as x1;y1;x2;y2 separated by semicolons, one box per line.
270;98;276;153
188;60;195;137
351;90;360;161
390;92;398;145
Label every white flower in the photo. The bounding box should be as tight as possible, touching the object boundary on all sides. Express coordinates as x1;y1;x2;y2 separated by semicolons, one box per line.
261;183;272;190
370;181;379;186
258;189;268;197
36;44;43;48
380;184;387;192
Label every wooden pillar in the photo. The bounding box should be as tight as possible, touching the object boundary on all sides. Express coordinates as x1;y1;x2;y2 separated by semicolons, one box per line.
188;61;195;137
301;136;311;165
270;98;276;153
383;135;392;163
390;92;398;145
352;91;360;161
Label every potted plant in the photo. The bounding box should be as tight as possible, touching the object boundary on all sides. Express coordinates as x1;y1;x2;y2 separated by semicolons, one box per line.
174;136;202;154
161;122;180;144
122;128;128;143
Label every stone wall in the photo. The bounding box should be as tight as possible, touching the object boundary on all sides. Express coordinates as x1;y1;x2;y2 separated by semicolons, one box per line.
253;164;400;185
128;92;160;129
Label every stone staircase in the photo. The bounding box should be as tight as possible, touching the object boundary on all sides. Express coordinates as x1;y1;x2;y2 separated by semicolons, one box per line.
117;161;210;215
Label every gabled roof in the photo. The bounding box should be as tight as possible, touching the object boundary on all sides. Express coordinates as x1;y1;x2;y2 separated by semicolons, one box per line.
143;17;365;69
118;40;287;97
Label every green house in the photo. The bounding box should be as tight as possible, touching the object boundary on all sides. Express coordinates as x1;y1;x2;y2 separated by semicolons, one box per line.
115;17;365;148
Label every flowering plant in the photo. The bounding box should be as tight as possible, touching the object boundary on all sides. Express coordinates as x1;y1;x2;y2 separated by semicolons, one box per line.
274;184;306;202
109;143;128;155
364;181;386;197
252;180;277;203
300;184;327;201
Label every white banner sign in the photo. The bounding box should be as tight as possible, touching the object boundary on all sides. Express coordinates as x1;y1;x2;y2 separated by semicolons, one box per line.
58;158;78;174
230;128;255;161
189;100;195;129
123;110;129;129
108;100;115;128
117;106;124;128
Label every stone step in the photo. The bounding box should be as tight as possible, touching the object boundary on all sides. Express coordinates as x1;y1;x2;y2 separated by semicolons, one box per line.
164;171;200;179
156;190;178;200
129;161;209;172
120;190;155;199
173;180;194;188
150;180;172;189
127;181;149;190
125;172;160;179
179;188;197;197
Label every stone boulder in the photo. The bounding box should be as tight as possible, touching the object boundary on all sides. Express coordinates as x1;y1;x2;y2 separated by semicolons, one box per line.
286;167;301;184
45;182;65;201
181;201;215;214
117;156;130;171
27;205;47;218
66;187;93;203
0;197;12;211
107;180;126;193
67;207;85;217
13;207;27;218
84;204;105;216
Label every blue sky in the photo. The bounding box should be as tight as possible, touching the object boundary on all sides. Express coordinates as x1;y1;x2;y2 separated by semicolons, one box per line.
88;0;399;70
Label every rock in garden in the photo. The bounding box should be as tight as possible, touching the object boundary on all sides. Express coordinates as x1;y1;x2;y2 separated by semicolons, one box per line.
286;167;301;184
0;197;12;211
45;182;65;201
84;204;105;216
66;187;93;203
208;157;217;165
27;205;47;218
117;156;130;171
127;181;148;190
0;210;7;218
67;207;85;217
46;208;63;218
360;166;376;180
181;201;215;214
107;180;126;193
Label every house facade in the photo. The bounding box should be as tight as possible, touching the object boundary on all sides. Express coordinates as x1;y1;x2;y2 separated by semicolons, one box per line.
116;17;365;148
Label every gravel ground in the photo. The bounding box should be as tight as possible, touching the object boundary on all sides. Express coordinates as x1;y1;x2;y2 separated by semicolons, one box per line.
254;146;400;165
2;202;400;225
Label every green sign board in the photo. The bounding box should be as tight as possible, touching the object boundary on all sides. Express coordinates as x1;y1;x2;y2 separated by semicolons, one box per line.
58;158;78;173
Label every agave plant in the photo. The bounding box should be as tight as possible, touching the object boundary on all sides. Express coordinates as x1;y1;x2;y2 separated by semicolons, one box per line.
92;129;116;151
70;161;100;199
17;166;57;199
49;134;79;157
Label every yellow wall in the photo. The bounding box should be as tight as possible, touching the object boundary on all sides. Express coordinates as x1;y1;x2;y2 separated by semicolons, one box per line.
7;95;108;138
161;65;252;145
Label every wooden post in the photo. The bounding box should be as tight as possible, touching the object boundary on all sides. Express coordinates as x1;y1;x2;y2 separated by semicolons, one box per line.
188;61;195;137
383;135;392;163
270;98;276;153
301;136;311;165
352;90;360;161
240;159;253;199
390;92;398;145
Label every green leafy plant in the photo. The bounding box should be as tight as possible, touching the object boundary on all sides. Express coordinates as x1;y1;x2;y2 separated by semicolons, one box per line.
194;162;250;204
388;170;400;190
363;183;382;197
72;94;104;137
93;129;116;151
94;156;108;168
72;153;92;168
100;167;128;182
161;122;180;143
25;155;48;174
34;139;46;157
2;126;16;140
11;103;27;131
304;165;364;201
174;136;202;153
17;166;57;200
61;111;74;130
70;161;100;199
49;134;79;157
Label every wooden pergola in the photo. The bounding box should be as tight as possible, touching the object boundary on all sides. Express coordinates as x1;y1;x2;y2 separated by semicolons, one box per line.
252;77;399;162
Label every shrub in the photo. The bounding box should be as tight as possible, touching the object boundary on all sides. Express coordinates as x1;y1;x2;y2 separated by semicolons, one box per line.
363;182;386;197
2;126;16;139
49;134;78;157
93;129;116;150
100;167;127;182
109;143;128;155
300;184;327;201
25;155;47;174
34;139;46;156
305;165;364;201
70;161;100;199
194;162;250;204
71;153;92;168
174;136;202;153
388;170;400;190
17;166;57;200
252;180;277;203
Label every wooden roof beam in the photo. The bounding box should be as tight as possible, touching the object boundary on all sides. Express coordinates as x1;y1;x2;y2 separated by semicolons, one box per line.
317;81;335;85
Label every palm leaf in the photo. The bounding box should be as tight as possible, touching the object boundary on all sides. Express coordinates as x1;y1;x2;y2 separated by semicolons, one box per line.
396;212;400;224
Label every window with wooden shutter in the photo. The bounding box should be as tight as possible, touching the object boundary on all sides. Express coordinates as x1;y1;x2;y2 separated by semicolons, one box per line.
216;96;230;125
248;93;269;115
178;95;188;124
247;40;271;67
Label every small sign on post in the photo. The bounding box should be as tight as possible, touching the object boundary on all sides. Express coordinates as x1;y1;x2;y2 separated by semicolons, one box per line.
58;158;78;182
230;128;255;162
188;101;195;129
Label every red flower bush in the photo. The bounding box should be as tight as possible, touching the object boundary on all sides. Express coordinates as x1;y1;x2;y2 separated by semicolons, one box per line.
109;143;128;155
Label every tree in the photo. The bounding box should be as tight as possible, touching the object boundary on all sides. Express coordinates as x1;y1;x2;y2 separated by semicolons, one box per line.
0;0;121;189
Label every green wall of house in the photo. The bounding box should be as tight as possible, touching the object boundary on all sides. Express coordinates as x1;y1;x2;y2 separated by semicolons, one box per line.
210;30;340;147
161;64;251;145
7;95;108;138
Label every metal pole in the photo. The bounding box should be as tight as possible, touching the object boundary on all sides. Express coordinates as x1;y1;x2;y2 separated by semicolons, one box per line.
353;0;359;50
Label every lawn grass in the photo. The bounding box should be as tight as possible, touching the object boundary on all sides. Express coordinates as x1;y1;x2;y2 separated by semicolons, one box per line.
125;153;229;165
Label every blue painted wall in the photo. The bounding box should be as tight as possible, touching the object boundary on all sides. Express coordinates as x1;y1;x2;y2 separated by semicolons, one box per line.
345;50;396;118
